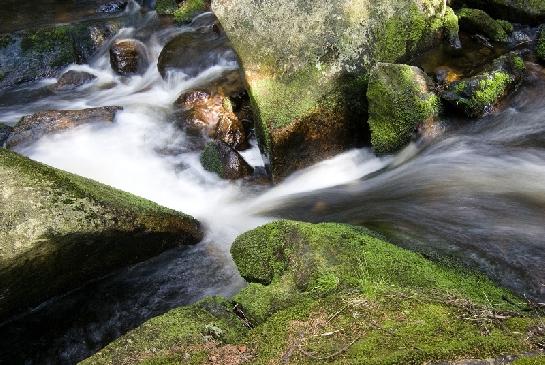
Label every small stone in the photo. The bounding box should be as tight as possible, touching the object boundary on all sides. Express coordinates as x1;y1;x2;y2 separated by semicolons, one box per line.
51;70;97;91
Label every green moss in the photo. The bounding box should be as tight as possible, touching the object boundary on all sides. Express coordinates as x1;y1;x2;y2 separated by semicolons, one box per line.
82;221;545;365
513;55;526;71
537;25;545;62
155;0;178;14
20;25;76;67
200;142;224;177
513;355;545;364
455;71;511;116
173;0;207;24
442;6;460;42
457;8;508;42
367;63;440;153
497;19;514;33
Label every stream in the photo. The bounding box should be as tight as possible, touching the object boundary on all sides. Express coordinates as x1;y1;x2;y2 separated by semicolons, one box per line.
1;3;545;364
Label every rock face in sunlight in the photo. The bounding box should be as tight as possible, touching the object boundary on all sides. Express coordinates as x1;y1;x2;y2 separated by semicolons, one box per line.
212;0;459;181
81;221;545;365
441;52;526;118
367;63;440;153
0;149;203;321
5;106;123;149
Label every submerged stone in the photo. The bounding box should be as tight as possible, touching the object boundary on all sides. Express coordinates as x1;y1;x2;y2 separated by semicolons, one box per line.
5;106;122;149
200;140;253;179
367;63;440;153
211;0;459;181
441;52;526;118
81;221;545;365
51;70;97;91
0;149;203;320
457;8;508;42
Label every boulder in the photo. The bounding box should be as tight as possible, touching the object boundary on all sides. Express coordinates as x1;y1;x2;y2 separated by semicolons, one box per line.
441;52;526;118
97;0;128;13
51;70;97;91
5;106;122;149
211;0;459;181
451;0;545;24
157;25;236;79
0;123;13;146
200;140;253;179
0;20;122;89
457;8;508;42
367;63;440;153
0;149;203;320
81;221;545;365
109;39;149;75
175;90;248;150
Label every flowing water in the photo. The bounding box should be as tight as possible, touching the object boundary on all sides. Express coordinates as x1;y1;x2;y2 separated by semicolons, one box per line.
1;4;545;364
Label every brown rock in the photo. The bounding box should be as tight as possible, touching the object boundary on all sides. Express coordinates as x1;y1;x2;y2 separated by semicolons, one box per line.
200;140;253;180
6;106;122;148
109;39;148;75
51;70;97;91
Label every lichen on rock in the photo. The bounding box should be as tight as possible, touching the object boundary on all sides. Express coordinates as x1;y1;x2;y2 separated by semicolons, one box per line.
367;63;440;153
0;149;203;320
80;221;545;365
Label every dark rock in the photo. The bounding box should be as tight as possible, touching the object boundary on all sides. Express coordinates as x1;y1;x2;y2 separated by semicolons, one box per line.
175;90;248;150
0;20;122;89
537;25;545;62
200;140;253;179
110;39;149;75
451;0;545;24
51;70;97;91
6;106;122;149
441;52;526;118
157;25;236;79
457;8;508;42
0;123;13;146
0;148;203;321
97;0;128;13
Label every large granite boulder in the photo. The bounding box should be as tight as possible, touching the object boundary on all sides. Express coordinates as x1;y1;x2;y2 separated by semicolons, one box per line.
211;0;459;181
5;106;122;149
0;149;203;321
367;63;440;153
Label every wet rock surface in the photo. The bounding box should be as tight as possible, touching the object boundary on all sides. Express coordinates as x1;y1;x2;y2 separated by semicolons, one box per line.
441;52;526;118
110;39;149;75
200;140;253;179
6;106;122;148
51;70;97;91
0;123;13;146
0;148;203;321
175;89;248;150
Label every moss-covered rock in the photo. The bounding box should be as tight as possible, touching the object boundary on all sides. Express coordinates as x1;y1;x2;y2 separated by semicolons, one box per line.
452;0;545;24
0;149;203;320
173;0;209;23
367;63;440;153
0;19;121;89
211;0;459;181
80;221;545;365
441;52;526;118
200;140;253;179
457;8;508;42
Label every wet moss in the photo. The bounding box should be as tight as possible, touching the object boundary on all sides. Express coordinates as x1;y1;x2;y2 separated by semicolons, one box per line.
367;63;440;153
200;142;224;176
81;221;545;365
497;19;514;33
512;355;545;364
155;0;178;15
173;0;208;24
457;8;508;42
537;25;545;62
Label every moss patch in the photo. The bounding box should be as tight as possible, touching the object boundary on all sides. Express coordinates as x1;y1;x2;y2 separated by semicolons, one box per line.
81;221;545;365
173;0;208;23
367;63;440;153
457;8;508;42
537;25;545;62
